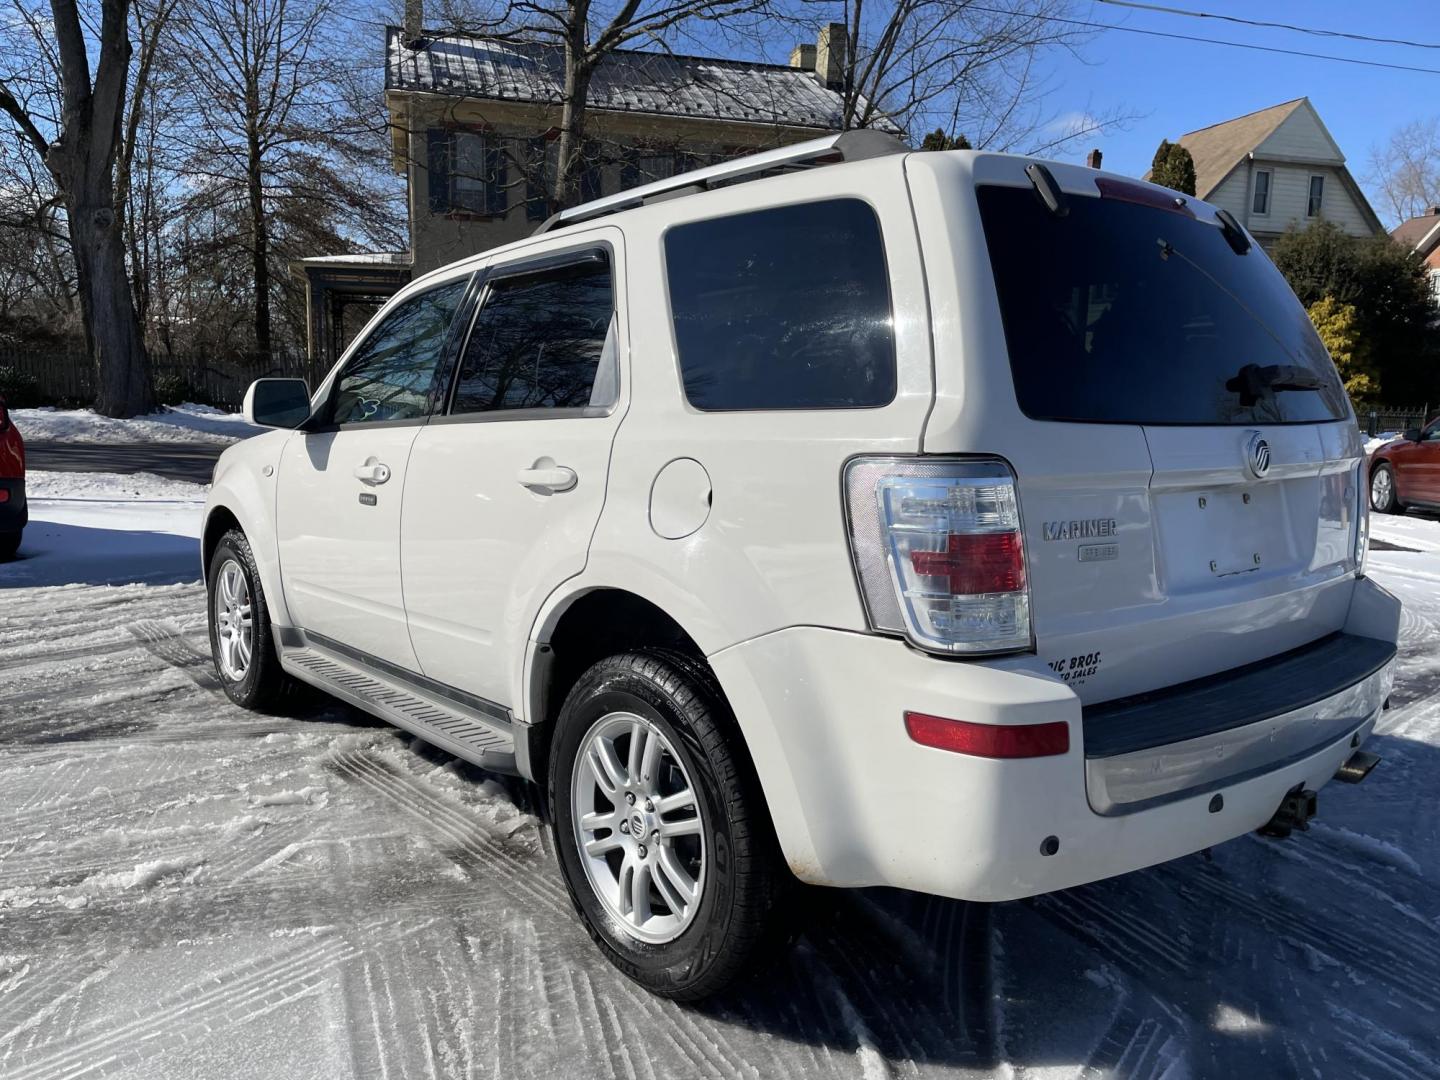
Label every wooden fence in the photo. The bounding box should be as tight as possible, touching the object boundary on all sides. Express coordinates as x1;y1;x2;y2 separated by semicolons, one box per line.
0;348;314;410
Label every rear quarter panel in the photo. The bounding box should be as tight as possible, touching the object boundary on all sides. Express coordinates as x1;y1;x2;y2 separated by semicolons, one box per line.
568;156;935;660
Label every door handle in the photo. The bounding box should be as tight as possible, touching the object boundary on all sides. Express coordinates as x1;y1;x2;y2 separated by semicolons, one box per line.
517;465;577;493
354;460;392;485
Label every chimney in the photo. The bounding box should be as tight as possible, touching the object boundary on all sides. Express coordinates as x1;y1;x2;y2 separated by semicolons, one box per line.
404;0;424;46
815;23;848;91
1086;148;1103;170
789;43;816;71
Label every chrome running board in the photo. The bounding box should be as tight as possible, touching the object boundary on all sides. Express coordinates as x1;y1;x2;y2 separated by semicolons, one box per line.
280;639;517;774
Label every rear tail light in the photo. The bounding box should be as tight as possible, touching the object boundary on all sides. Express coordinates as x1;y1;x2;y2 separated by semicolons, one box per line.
904;711;1069;758
844;457;1032;655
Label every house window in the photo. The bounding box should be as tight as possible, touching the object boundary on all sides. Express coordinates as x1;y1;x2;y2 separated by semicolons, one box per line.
1308;175;1325;217
427;129;508;217
1252;170;1270;215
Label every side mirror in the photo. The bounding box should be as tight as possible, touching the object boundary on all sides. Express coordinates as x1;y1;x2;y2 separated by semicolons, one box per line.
244;378;311;429
1405;428;1423;443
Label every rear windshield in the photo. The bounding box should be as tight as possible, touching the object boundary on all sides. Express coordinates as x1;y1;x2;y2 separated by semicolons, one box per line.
976;184;1348;425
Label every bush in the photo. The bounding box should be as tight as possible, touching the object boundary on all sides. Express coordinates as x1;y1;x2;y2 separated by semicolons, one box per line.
1272;220;1438;405
153;373;203;407
0;366;50;408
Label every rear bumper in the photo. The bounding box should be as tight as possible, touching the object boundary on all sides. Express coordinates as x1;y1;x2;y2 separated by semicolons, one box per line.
709;575;1400;903
0;477;26;533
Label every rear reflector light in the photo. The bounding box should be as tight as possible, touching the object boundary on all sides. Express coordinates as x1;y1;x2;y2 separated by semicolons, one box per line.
844;457;1032;655
904;711;1069;758
0;489;7;503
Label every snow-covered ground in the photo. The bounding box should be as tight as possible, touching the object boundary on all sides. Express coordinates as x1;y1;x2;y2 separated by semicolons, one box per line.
14;403;260;445
3;470;206;587
1;483;1439;1078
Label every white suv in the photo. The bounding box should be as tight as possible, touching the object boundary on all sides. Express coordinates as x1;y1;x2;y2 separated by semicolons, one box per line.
205;132;1399;999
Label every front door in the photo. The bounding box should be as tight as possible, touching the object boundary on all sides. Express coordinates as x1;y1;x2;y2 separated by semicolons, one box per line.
401;234;625;705
276;275;469;667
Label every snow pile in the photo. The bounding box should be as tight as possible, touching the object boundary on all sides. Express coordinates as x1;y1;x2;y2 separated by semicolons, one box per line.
13;402;261;445
1364;432;1401;455
26;468;212;502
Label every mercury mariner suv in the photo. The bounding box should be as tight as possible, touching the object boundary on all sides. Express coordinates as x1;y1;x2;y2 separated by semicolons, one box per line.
205;132;1399;999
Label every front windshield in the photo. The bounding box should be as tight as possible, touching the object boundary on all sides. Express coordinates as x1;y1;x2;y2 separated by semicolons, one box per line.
977;184;1349;425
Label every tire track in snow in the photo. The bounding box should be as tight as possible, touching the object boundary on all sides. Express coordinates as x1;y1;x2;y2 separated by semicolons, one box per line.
327;748;573;919
1158;863;1440;1013
4;935;359;1080
126;619;223;691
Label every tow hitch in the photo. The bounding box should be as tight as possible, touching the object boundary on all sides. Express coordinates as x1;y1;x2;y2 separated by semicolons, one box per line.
1258;787;1317;839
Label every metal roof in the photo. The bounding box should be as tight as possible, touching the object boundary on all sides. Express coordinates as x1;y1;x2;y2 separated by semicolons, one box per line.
386;26;898;134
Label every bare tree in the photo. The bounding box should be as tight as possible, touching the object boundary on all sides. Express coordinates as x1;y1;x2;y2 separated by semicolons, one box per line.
813;0;1129;152
171;0;407;361
0;0;154;415
1368;119;1440;229
436;0;771;209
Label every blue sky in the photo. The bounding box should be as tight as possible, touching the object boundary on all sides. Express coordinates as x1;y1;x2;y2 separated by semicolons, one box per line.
1018;0;1432;217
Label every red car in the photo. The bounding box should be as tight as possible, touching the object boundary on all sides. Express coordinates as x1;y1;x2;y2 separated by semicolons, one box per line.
1369;418;1440;514
0;394;24;560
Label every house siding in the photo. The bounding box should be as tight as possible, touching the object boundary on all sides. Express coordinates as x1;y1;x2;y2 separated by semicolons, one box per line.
401;95;832;274
1207;166;1250;220
1247;165;1372;239
1253;106;1341;162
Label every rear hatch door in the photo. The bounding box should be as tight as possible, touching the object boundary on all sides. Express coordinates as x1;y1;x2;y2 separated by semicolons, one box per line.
913;158;1363;703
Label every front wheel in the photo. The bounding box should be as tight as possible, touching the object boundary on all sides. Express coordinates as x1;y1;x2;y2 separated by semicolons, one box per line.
206;528;299;710
1370;463;1403;514
549;651;793;1000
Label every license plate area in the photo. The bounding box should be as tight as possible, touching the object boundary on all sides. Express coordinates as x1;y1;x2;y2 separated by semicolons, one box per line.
1153;485;1288;590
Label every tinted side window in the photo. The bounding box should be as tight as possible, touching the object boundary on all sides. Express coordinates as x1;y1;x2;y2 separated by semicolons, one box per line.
452;260;614;413
664;199;896;411
329;280;466;425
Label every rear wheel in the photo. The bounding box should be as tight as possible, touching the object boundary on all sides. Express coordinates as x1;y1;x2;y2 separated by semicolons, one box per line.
1370;462;1403;514
549;650;793;1000
207;528;299;710
0;530;19;561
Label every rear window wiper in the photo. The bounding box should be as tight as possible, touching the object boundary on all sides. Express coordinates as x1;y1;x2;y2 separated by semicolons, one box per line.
1225;363;1333;405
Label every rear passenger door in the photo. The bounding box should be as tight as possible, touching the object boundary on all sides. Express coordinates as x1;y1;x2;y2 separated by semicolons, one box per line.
401;234;626;705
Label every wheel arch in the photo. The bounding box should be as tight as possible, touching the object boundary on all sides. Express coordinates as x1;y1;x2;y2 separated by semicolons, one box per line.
521;585;707;788
521;582;799;890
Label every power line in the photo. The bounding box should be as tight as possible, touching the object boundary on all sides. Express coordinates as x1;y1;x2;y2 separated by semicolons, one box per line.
1096;0;1440;53
970;6;1440;77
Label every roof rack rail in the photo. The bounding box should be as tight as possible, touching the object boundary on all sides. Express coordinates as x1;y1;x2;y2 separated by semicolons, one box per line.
532;129;908;235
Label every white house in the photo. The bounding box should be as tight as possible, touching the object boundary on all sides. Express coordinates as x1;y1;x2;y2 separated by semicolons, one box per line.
1162;97;1384;245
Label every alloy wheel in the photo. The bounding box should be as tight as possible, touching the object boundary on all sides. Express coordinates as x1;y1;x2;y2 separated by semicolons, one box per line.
571;711;706;944
213;558;254;682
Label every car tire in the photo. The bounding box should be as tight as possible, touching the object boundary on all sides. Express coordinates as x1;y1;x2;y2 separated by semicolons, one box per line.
1370;463;1403;514
549;649;794;1000
0;530;19;561
206;527;300;711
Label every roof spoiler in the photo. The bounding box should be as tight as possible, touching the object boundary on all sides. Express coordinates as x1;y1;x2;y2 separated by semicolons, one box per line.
532;129;908;236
